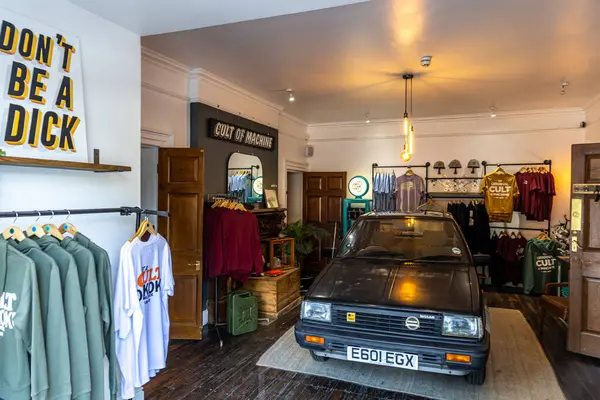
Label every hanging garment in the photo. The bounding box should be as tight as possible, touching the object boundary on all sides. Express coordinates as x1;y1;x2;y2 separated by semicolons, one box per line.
514;171;556;221
36;235;92;400
466;202;491;254
0;240;49;400
523;238;559;295
7;238;71;400
395;173;426;212
372;171;397;211
480;170;520;222
60;237;105;400
115;234;174;399
74;232;118;400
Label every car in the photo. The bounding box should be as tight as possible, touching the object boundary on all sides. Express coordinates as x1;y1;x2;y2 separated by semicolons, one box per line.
295;211;491;385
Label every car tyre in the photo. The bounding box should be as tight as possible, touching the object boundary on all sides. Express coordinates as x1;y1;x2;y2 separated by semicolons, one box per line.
310;350;328;362
465;366;486;385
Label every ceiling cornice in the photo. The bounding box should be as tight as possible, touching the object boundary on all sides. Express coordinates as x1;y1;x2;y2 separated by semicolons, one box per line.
280;111;308;128
308;107;585;128
585;93;600;112
141;82;188;101
141;47;190;75
190;68;285;113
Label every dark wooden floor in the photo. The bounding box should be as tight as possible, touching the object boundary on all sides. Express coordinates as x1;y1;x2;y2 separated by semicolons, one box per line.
145;293;600;400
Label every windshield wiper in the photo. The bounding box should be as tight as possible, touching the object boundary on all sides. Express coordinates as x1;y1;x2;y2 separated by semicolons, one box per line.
403;255;463;262
341;251;406;260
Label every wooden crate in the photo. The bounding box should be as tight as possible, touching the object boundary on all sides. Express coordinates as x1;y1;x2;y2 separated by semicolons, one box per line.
242;268;301;321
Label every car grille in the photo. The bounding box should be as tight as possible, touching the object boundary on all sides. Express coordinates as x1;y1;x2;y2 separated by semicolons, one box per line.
331;306;442;338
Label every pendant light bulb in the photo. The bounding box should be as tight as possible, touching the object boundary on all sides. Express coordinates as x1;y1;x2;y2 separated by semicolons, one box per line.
403;112;409;137
401;150;412;162
409;125;415;154
289;92;295;102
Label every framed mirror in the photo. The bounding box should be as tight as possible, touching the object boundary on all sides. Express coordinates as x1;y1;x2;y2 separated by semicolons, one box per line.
227;153;263;203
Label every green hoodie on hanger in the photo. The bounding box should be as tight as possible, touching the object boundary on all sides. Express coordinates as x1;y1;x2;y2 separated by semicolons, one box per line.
0;240;48;400
7;238;71;400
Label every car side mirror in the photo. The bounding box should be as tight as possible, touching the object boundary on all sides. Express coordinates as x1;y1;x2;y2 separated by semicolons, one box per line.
473;254;491;266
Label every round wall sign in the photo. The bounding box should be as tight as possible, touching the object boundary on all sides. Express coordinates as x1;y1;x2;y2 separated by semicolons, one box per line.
348;176;369;199
253;176;264;195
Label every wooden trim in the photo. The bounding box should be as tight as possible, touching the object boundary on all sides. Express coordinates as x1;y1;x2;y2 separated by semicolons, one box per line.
0;156;131;172
141;128;175;147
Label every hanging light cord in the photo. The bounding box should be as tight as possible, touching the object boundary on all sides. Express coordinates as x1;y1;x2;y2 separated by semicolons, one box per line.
410;77;413;123
404;77;408;117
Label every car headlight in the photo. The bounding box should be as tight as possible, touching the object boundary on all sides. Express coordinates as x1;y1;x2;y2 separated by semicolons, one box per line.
301;301;331;323
442;314;483;339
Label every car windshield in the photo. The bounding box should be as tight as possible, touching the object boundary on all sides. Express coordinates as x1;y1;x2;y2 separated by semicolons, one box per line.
338;216;469;263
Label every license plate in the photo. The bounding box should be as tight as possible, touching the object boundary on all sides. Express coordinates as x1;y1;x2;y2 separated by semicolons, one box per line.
347;346;418;370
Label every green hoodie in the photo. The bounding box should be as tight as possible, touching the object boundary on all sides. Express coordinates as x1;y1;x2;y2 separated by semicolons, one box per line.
0;240;48;400
74;232;117;400
523;238;559;295
36;236;91;400
7;238;71;400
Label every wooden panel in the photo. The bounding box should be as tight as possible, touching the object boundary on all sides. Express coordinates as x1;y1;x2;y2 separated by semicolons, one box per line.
305;196;322;223
585;198;600;249
242;268;300;320
586;156;600;182
159;148;205;340
327;176;344;191
307;176;323;191
0;155;131;172
327;196;344;223
580;332;600;358
169;276;199;323
169;157;199;183
168;193;199;252
583;278;600;333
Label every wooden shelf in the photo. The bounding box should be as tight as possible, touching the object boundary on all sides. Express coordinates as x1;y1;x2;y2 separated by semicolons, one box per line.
0;156;131;173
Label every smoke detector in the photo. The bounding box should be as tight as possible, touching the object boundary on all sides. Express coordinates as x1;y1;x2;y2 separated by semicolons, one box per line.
421;55;432;67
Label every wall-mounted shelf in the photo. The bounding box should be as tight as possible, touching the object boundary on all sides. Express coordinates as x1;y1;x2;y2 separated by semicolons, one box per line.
0;156;131;173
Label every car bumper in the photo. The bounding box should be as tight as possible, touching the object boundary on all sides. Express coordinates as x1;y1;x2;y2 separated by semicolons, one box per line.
295;320;490;376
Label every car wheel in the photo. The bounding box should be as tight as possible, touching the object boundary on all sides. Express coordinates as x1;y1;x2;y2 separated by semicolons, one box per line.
310;350;328;362
465;366;486;385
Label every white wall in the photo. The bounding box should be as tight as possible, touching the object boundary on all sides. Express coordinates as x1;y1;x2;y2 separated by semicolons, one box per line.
287;172;304;223
0;0;141;265
308;108;586;225
141;48;189;147
140;146;159;227
586;95;600;143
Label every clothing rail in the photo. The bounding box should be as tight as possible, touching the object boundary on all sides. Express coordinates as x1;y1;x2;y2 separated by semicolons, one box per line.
0;207;170;231
482;159;553;232
371;162;431;209
428;193;484;199
489;226;548;232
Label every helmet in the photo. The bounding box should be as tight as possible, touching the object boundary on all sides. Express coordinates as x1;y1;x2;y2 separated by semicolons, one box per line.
448;159;462;174
467;159;480;173
433;161;445;175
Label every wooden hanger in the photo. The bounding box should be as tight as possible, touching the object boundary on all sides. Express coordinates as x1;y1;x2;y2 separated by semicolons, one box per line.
493;165;506;174
59;210;78;236
2;212;26;242
26;211;45;239
129;216;157;242
43;224;65;240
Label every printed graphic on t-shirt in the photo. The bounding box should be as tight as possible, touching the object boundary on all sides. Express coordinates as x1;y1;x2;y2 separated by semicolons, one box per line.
535;255;556;272
0;292;17;337
400;181;415;190
488;181;512;198
137;265;162;304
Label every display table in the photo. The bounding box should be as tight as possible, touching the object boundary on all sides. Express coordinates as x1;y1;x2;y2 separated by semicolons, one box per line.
242;268;301;321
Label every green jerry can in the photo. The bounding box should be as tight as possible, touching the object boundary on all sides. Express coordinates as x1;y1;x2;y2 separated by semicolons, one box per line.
227;290;259;336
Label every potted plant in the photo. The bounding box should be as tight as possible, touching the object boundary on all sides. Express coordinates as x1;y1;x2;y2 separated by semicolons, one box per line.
282;220;329;268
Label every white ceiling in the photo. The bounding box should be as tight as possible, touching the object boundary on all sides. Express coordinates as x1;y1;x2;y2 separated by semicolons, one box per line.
67;0;370;35
141;0;600;124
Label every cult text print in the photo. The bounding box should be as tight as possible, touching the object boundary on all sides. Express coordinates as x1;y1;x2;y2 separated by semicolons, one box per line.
0;292;17;338
137;265;162;304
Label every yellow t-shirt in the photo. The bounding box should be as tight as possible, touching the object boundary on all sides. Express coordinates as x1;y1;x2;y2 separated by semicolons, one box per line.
480;171;520;222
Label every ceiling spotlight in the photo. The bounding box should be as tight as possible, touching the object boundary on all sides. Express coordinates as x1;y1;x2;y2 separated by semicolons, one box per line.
365;113;370;123
560;81;569;95
421;55;432;67
286;88;295;102
489;106;497;118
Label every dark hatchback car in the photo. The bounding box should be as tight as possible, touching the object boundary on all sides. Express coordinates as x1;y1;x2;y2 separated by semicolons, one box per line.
295;212;491;385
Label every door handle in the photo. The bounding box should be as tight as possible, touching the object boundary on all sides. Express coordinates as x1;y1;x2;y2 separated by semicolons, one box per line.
188;261;201;271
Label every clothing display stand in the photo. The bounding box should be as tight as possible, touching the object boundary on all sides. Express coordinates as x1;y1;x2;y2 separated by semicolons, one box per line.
482;160;553;233
371;162;431;211
228;165;260;200
0;206;170;230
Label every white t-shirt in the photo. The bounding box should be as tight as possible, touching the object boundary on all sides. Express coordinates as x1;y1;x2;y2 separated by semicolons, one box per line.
114;235;174;399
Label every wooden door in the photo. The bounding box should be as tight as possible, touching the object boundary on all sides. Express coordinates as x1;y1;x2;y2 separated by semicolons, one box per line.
303;172;347;248
569;143;600;358
158;148;205;340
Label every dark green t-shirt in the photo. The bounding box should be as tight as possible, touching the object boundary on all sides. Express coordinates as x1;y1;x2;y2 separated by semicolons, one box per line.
523;239;559;295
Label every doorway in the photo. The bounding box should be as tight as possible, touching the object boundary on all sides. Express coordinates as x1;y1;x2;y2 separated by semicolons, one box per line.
140;145;159;227
287;171;304;224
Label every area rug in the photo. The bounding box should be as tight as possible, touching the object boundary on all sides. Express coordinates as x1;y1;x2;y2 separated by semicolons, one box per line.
257;308;565;400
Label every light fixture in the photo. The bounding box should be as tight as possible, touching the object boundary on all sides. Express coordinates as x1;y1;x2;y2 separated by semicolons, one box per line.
401;73;414;162
365;113;370;124
489;106;497;118
560;81;569;96
286;88;295;102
